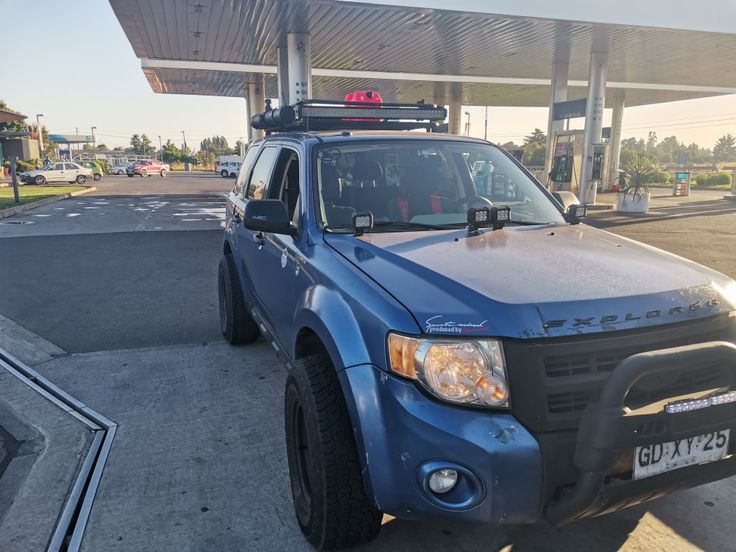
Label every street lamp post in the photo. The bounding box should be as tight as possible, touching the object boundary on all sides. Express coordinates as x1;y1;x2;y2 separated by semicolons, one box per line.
464;111;471;137
158;135;163;162
36;114;44;153
91;126;97;149
484;106;488;141
181;130;187;154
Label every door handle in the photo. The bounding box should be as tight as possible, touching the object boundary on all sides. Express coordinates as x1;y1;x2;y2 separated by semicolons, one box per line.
252;231;264;245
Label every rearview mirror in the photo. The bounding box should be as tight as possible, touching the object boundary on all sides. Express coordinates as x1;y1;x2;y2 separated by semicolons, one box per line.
244;199;298;236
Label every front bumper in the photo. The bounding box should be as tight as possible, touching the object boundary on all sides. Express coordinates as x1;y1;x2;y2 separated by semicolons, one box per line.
339;364;543;524
341;341;736;526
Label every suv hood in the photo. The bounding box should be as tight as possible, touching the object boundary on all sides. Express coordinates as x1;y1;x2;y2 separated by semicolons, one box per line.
325;224;736;338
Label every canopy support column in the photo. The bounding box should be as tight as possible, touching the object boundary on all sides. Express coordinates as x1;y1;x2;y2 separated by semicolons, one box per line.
287;32;311;104
245;75;265;141
544;36;570;180
448;83;462;135
607;93;625;188
277;45;289;106
580;33;609;204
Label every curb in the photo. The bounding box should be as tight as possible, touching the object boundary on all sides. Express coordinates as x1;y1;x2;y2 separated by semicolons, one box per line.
0;186;96;219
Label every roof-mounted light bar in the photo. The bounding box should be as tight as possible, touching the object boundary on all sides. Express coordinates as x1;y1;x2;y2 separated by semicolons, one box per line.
251;98;447;133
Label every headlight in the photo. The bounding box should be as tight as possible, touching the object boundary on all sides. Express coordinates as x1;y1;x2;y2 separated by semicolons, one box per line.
387;333;510;408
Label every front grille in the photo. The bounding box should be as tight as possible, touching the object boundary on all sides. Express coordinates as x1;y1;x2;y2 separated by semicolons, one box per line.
505;315;736;432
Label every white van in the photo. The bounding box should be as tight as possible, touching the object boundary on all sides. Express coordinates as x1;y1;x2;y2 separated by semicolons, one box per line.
215;155;243;178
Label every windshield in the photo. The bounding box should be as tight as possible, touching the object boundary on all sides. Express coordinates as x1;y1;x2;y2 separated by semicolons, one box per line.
316;140;565;232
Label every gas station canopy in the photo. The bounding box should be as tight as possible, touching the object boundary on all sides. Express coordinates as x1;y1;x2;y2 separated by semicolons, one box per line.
111;0;736;107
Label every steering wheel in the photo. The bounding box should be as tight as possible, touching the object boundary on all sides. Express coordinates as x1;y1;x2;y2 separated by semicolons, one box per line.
446;195;494;213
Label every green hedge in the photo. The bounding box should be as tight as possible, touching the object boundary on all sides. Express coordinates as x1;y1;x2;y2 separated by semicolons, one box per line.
695;172;733;187
650;169;672;184
16;159;39;172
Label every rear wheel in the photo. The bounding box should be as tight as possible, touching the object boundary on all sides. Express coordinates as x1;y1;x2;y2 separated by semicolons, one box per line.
93;173;101;181
285;355;382;550
35;175;46;185
220;169;228;177
76;175;87;184
160;169;167;177
218;254;259;344
117;169;124;175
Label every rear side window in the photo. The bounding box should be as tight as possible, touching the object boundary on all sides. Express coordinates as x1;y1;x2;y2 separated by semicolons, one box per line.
53;163;64;170
246;146;278;200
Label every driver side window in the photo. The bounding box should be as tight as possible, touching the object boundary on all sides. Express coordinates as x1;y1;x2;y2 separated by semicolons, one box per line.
267;148;300;224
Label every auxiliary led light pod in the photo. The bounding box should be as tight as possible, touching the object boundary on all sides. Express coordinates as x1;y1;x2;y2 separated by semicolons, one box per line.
467;205;511;232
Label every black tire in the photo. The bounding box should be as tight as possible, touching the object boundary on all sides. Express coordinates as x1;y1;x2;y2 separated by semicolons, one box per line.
127;173;133;177
285;355;382;550
93;173;102;181
76;175;87;184
221;169;229;177
117;169;124;175
218;255;259;344
35;175;46;185
140;169;147;177
160;169;167;177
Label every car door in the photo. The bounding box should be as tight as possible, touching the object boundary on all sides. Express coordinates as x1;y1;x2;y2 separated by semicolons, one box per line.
65;163;80;181
247;146;307;342
235;144;280;318
47;162;65;182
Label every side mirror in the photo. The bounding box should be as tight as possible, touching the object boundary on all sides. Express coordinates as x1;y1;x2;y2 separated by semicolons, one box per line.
243;199;298;236
566;203;587;225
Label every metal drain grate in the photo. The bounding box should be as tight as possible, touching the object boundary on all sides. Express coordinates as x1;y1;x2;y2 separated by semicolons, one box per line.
0;220;34;225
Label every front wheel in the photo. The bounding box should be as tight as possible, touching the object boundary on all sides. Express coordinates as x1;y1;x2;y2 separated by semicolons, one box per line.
35;175;46;185
93;173;102;181
140;169;147;177
127;174;133;177
76;175;87;184
218;255;259;344
160;169;167;177
285;355;382;550
117;169;124;175
220;169;229;178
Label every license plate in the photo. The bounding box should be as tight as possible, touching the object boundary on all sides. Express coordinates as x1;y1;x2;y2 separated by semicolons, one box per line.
633;430;730;480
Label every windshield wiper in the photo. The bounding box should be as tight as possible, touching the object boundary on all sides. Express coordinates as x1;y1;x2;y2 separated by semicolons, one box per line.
506;219;553;226
371;221;464;231
324;220;463;233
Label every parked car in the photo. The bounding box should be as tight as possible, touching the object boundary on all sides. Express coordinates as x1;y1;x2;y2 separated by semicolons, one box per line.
110;163;129;175
20;162;93;185
219;102;736;550
79;160;103;181
126;159;170;177
216;155;243;178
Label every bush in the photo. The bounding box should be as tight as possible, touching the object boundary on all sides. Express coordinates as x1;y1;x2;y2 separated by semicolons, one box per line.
16;159;39;172
650;169;672;184
695;172;733;188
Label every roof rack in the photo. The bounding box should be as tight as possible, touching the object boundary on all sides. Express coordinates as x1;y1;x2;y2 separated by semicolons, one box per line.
251;98;447;133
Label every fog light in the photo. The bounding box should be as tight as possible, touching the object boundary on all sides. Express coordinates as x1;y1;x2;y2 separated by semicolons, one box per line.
428;469;458;494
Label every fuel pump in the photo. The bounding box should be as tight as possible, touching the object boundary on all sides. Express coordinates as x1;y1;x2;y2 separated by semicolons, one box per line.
548;131;584;195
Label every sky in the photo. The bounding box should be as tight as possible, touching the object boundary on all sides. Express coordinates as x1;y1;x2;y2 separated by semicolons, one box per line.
3;0;736;152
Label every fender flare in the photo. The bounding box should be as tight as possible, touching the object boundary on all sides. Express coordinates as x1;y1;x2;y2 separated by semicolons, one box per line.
291;286;372;371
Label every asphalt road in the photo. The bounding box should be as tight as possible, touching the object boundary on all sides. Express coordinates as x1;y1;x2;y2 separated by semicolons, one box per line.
2;179;736;550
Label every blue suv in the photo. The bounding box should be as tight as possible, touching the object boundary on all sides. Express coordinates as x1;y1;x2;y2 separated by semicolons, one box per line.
219;101;736;550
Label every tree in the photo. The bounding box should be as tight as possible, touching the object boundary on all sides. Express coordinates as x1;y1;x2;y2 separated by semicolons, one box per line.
713;134;736;162
129;134;142;154
129;134;153;155
523;128;546;146
160;139;183;163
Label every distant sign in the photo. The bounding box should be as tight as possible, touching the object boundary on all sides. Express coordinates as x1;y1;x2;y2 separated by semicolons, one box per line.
48;134;94;144
676;152;689;165
552;98;587;121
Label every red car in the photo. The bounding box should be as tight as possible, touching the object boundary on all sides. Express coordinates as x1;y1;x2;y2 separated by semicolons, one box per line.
126;160;170;177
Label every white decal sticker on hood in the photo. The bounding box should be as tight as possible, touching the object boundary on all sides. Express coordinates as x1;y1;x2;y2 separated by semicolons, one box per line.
425;316;488;335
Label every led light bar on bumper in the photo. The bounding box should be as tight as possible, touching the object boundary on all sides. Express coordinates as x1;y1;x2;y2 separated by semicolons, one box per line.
388;334;510;408
665;391;736;413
